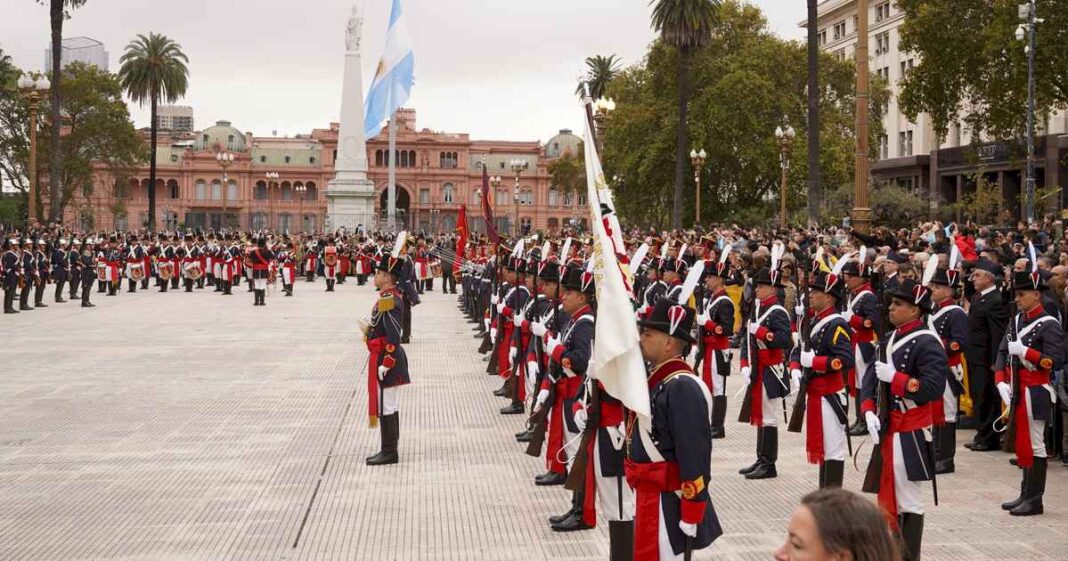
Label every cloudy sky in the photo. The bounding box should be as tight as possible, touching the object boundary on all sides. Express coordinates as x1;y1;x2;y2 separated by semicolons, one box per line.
1;0;807;143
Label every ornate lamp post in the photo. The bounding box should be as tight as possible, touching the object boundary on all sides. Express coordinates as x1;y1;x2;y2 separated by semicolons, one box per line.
1016;0;1041;223
265;171;279;230
593;97;616;153
489;174;502;234
17;73;50;227
775;125;796;229
689;148;707;226
216;151;235;229
429;207;440;233
509;159;528;236
295;183;307;232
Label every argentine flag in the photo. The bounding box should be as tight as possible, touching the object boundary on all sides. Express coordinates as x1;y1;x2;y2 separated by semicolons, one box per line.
364;0;415;140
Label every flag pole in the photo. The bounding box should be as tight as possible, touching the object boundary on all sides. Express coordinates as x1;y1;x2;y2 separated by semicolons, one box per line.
387;93;398;233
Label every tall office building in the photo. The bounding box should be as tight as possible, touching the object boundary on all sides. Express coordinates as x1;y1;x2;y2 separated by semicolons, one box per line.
44;36;108;71
155;106;195;132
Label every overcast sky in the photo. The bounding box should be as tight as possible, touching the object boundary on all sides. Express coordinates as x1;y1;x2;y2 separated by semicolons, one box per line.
1;0;806;144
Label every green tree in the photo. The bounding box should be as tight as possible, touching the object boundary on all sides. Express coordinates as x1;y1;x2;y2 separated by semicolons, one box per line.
0;62;146;221
823;182;928;229
575;54;622;99
38;0;88;223
650;0;721;230
897;0;1068;141
118;32;189;231
603;0;889;228
805;0;821;226
547;148;586;194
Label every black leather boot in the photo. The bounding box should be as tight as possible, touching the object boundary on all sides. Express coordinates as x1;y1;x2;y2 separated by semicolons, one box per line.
535;471;567;486
935;422;956;474
608;520;634;561
1010;457;1046;516
128;279;136;293
549;490;582;524
500;399;524;415
739;428;764;475
551;500;592;532
493;378;511;397
899;513;924;561
710;395;727;439
822;459;844;489
1002;467;1028;510
55;282;66;303
366;413;399;466
746;426;778;479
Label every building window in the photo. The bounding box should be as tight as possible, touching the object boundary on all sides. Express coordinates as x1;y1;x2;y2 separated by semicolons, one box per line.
281;182;293;201
577;193;587;206
520;217;532;234
563;192;572;206
547;217;559;232
375;150;383;167
876;66;890;80
899;59;914;80
471;189;481;205
548;189;559;207
310;156;316;164
260;155;267;163
897;177;915;193
878;134;889;160
254;181;268;200
439;151;458;169
876;2;891;22
875;32;890;56
833;49;846;61
170;154;178;163
284;155;291;164
227;180;238;201
833;21;846;40
278;213;291;231
306;183;318;201
167;179;179;199
898;130;914;157
496;189;508;205
114;214;128;232
302;214;317;232
443;183;454;203
420;188;430;204
195;180;206;200
818;29;827;46
227;135;235;150
519;188;533;205
400;150;409;168
163;211;178;230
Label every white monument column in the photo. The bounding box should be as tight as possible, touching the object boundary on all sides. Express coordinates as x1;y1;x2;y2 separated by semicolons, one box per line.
326;5;377;232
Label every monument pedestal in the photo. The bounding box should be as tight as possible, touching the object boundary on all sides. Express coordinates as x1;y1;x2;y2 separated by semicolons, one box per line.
326;177;375;232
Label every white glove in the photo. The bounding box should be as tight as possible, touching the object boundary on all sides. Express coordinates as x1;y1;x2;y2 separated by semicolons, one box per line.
509;346;518;362
875;361;896;383
794;304;805;318
513;313;523;327
531;321;547;337
1008;340;1027;358
491;294;498;305
998;382;1012;405
483;317;490;330
800;350;816;368
687;346;698;364
527;361;539;380
696;313;709;327
679;521;698;538
496;301;505;314
790;369;802;395
377;365;389;381
747;321;760;335
546;335;561;357
490;327;498;340
740;366;751;378
865;411;881;444
841;310;854;322
574;408;588;432
535;389;550;410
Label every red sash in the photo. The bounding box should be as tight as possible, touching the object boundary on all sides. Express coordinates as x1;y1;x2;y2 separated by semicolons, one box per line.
806;374;845;464
625;459;682;561
367;337;386;427
1014;369;1050;468
750;348;784;426
878;404;932;529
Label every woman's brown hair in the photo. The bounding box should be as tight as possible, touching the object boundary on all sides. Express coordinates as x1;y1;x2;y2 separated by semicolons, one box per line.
801;489;900;561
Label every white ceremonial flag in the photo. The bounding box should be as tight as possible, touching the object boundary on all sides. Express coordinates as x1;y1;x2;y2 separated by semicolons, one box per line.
583;96;650;419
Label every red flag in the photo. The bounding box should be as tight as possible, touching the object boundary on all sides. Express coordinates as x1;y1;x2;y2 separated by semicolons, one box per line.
480;164;499;245
454;204;468;275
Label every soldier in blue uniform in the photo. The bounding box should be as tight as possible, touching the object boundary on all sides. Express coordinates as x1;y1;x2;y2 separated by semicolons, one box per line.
630;297;722;561
842;254;882;437
33;239;50;308
67;238;82;301
926;266;969;474
79;238;97;308
738;262;792;480
861;277;947;561
501;255;532;415
51;239;69;303
247;236;275;306
994;267;1065;516
19;238;37;310
2;237;20;314
789;267;853;489
361;249;412;466
695;252;735;438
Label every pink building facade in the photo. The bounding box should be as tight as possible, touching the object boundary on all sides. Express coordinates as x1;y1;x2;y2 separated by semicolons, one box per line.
68;109;587;234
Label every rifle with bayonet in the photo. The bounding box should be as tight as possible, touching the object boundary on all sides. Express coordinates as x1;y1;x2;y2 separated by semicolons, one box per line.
565;380;601;491
862;339;892;493
738;298;759;423
1001;304;1020;454
788;288;811;433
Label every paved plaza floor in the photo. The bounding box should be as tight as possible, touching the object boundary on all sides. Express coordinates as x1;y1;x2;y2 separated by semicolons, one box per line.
0;280;1065;560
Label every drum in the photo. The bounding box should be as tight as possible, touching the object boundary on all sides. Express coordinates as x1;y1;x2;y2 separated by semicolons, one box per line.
185;261;204;280
268;263;278;284
324;245;338;267
97;262;107;281
129;263;145;282
431;263;443;278
159;261;174;281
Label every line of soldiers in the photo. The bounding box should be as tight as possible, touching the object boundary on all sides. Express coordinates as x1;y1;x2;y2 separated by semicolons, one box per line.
456;229;1064;561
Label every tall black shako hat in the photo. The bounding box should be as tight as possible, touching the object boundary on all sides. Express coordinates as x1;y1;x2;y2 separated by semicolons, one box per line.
376;230;409;277
1011;242;1047;292
637;260;706;344
753;241;787;288
809;247;847;299
887;255;938;313
560;260;595;295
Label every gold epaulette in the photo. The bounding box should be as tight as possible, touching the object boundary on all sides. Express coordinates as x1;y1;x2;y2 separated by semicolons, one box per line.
377;293;395;312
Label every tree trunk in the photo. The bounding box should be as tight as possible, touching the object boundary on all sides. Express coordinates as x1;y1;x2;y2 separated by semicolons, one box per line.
806;0;821;227
148;90;158;232
672;47;691;230
47;0;64;225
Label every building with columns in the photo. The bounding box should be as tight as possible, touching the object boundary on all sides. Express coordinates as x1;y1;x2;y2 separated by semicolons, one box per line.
67;109;588;233
810;0;1068;220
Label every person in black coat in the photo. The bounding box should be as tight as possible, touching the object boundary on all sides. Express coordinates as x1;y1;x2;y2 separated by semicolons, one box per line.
965;259;1010;451
51;239;68;303
2;237;20;314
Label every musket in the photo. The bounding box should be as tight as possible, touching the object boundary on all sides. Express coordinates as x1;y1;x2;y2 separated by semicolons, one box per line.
999;307;1021;454
565;380;601;491
737;299;759;423
862;338;891;494
787;291;810;433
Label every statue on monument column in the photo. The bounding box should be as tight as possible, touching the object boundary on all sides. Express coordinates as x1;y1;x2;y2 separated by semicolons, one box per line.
346;5;363;52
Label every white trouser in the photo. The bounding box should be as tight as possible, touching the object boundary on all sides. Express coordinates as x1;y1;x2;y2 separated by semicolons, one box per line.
892;434;925;515
656;501;684;561
761;383;782;428
821;397;847;462
594;426;635;522
254;278;267;290
382;387;400;415
942;385;959;424
712;373;726;397
1026;388;1053;458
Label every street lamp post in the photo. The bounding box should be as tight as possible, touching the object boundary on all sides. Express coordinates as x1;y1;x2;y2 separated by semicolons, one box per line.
775;125;796;228
852;0;872;234
295;183;307;233
689;148;707;226
1017;0;1041;223
265;171;279;230
216;151;235;230
489;175;502;234
430;207;440;233
509;159;528;236
17;73;51;228
593;97;616;153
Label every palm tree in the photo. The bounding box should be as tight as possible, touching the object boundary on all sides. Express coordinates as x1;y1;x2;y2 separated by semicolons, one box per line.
806;0;821;226
118;33;188;232
650;0;719;229
575;54;622;100
42;0;87;224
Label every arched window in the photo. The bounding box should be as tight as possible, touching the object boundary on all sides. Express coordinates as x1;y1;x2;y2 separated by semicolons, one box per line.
251;212;267;230
211;180;222;200
548;189;559;206
254;181;268;200
227;180;238;201
496;189;508;205
163;211;178;230
439;152;446;168
195;180;207;200
563;192;572;206
375;150;383;166
167;179;180;199
281;181;293;201
547;217;559;232
305;182;318;201
278;213;292;231
443;183;454;203
471;189;481;205
520;188;533;205
409;150;417;167
578;194;587;206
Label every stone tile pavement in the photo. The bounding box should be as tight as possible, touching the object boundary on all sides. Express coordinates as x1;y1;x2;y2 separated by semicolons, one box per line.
0;281;1064;560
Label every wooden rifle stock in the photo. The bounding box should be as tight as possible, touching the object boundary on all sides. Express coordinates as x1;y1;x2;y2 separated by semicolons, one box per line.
525;383;554;457
788;301;811;434
738;300;760;423
862;340;891;494
565;384;600;491
1002;310;1020;454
